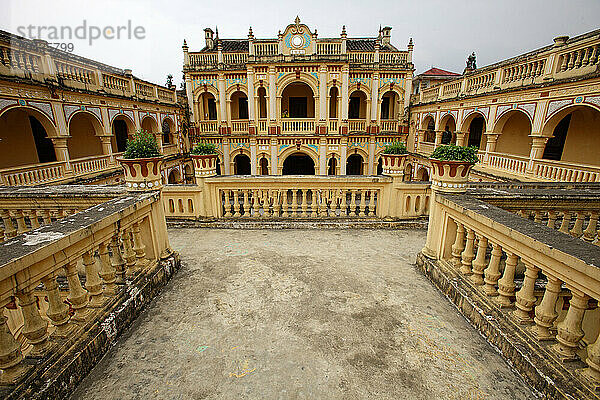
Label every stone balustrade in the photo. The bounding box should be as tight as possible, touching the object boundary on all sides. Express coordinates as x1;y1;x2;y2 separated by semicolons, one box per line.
415;30;600;104
419;182;600;399
0;185;177;398
162;176;430;220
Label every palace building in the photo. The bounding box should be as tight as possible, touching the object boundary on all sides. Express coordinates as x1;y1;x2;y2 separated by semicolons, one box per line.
183;17;414;176
0;30;190;187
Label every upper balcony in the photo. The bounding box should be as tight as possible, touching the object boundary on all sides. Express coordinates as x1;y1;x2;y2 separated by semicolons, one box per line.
413;29;600;105
184;18;412;72
0;30;177;104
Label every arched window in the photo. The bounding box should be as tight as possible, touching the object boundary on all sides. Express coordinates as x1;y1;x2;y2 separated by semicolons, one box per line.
347;154;364;175
233;154;251;175
282;153;315;175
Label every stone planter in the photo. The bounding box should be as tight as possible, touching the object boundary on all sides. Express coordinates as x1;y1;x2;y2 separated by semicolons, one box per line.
118;156;164;191
381;153;408;177
191;154;218;179
428;158;475;193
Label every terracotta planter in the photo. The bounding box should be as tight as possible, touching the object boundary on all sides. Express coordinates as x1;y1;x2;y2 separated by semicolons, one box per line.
118;156;164;191
428;158;474;193
191;154;218;179
381;153;408;177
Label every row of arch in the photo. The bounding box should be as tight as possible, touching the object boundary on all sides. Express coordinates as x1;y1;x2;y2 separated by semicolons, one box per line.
196;79;403;121
0;106;176;169
420;103;600;166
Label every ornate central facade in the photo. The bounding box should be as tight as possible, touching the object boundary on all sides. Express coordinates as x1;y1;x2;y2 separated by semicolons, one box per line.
183;17;414;176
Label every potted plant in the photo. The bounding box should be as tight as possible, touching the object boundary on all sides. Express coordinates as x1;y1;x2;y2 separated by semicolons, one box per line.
190;142;218;178
429;145;479;192
117;129;164;191
381;141;408;176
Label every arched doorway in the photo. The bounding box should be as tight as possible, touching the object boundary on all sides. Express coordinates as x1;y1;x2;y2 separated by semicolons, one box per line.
257;87;267;119
259;157;269;175
233;154;251;175
346;153;364;175
439;114;457;145
416;167;430;181
464;114;485;149
216;157;222;175
348;90;367;119
162;117;176;145
328;156;337;175
112;116;133;153
184;164;193;183
541;105;600;165
0;107;57;168
230;91;249;120
168;169;181;184
404;163;413;181
377;157;383;175
329;87;339;118
281;82;315;118
68;112;103;159
141;116;158;134
282;152;315;175
494;110;532;157
422;115;436;143
380;90;399;120
198;92;218;121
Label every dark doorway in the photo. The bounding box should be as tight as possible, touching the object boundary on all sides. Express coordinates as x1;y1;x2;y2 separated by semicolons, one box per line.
207;98;217;120
346;154;363;175
289;97;307;118
377;157;383;175
234;154;251;175
349;97;361;119
543;114;570;161
29;116;56;163
467;117;485;148
328;157;337;175
238;97;249;119
162;119;171;144
113;119;129;152
216;157;221;175
260;157;269;175
381;97;390;119
283;153;315;175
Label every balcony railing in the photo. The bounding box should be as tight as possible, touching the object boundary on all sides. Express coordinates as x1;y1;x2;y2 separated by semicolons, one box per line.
258;119;268;133
486;152;529;176
420;183;600;399
380;120;397;132
329;120;338;133
414;31;600;104
348;119;367;132
162;176;431;220
197;120;219;133
0;161;66;186
0;186;176;398
231;119;249;133
281;118;315;134
532;158;600;182
71;154;112;175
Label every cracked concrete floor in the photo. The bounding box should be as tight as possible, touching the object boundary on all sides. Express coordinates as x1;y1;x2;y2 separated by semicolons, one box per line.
71;229;535;400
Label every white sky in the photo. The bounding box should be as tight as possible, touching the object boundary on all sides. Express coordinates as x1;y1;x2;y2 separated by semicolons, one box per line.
2;0;599;88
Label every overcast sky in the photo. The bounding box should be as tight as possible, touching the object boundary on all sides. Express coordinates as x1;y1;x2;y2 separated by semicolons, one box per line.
2;0;599;87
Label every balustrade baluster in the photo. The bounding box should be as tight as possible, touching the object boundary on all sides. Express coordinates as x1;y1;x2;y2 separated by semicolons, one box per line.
232;191;241;217
460;229;476;275
83;250;104;308
273;190;282;218
132;222;147;272
41;272;72;337
110;234;126;285
513;262;540;323
317;190;326;217
98;241;117;297
14;210;27;234
65;260;89;321
497;252;518;307
223;191;232;217
310;190;318;218
533;274;562;340
366;191;375;216
281;190;289;218
123;229;137;279
16;290;49;356
484;243;503;296
450;222;466;269
358;191;366;217
291;189;298;217
470;235;488;285
559;211;571;234
533;210;542;224
27;210;40;229
340;190;348;217
349;190;358;217
584;323;600;386
241;190;249;216
1;210;16;238
301;189;309;217
583;212;599;242
553;289;589;361
547;210;557;229
570;211;585;237
0;313;28;384
250;190;258;218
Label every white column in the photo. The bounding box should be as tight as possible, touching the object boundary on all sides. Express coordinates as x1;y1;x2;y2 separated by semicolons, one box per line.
319;138;327;175
340;140;347;175
247;67;255;123
368;139;375;175
250;140;257;175
185;76;195;121
222;141;231;174
370;74;379;122
268;67;276;121
319;65;327;121
218;74;227;123
270;139;278;175
341;66;349;120
403;77;412;114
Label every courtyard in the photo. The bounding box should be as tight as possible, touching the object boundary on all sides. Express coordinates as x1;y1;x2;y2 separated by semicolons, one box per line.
71;228;534;399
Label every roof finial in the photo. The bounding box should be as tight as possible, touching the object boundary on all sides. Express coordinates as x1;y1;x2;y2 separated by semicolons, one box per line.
295;15;301;26
215;26;219;40
183;39;187;47
341;25;347;37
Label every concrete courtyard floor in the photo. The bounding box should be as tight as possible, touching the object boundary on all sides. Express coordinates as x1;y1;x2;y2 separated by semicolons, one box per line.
71;229;535;400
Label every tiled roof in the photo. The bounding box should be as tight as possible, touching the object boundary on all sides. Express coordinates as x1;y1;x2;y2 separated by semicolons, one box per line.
418;67;460;77
199;38;400;53
347;39;399;52
201;40;249;53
